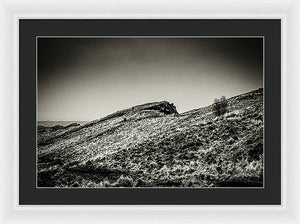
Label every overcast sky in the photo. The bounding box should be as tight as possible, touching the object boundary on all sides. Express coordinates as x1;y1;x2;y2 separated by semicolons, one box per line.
38;37;263;121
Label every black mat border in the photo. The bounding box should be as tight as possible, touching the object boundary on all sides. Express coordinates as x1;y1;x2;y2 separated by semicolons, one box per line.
19;19;281;205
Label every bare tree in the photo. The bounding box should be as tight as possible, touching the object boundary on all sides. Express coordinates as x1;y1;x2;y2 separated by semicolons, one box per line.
213;96;228;116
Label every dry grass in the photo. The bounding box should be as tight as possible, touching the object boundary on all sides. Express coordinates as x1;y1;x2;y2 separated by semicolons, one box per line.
37;88;264;188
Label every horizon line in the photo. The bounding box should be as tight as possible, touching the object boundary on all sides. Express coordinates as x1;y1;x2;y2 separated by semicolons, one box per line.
38;87;263;122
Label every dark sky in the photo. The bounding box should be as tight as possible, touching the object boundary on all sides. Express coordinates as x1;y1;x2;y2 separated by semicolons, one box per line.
38;38;263;121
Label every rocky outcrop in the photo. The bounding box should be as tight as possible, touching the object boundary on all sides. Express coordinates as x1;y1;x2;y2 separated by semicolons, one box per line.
99;101;178;122
141;101;178;115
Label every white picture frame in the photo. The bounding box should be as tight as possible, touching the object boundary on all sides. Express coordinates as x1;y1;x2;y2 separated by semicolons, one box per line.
0;0;298;223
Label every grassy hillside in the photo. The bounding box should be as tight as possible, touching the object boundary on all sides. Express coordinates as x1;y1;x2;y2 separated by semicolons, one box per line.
37;88;264;188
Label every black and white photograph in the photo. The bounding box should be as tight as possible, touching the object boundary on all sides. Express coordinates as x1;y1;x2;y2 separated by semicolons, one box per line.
37;37;264;188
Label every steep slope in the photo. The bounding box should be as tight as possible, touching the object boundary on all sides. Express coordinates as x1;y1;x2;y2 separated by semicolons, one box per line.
38;88;263;187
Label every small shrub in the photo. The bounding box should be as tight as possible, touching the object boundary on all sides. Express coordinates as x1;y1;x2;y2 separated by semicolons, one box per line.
99;179;111;187
248;142;263;161
115;175;134;187
213;96;228;116
134;178;147;187
71;182;79;187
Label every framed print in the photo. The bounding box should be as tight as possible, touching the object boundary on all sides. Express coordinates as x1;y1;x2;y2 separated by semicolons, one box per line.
19;19;281;205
